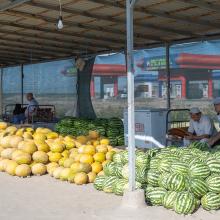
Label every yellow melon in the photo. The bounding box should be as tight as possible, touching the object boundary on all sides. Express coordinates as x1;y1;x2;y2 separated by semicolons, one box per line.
93;152;106;163
91;162;103;174
33;133;47;141
70;162;91;174
88;172;97;183
18;140;37;154
88;131;99;139
11;150;24;160
78;145;86;154
97;170;105;176
5;126;17;134
58;157;65;166
60;168;72;181
80;154;94;165
1;148;16;159
14;152;32;165
64;140;75;150
35;140;50;153
0;159;10;172
61;150;69;158
15;129;24;137
68;170;76;183
0;136;13;148
32;151;49;164
10;136;23;148
23;132;33;140
52;167;64;179
63;158;75;168
74;154;82;162
0;122;7;130
74;172;88;185
96;145;108;154
31;163;47;175
47;140;65;153
46;132;59;139
26;128;34;133
93;140;100;147
100;139;110;146
76;136;87;144
84;145;96;155
49;152;62;163
15;164;31;177
106;151;115;161
5;160;18;175
46;162;59;175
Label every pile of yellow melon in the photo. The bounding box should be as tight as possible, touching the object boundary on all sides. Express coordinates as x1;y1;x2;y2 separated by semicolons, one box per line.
0;122;118;185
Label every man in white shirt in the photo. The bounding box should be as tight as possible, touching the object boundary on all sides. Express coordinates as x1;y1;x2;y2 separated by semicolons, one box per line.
184;107;216;145
25;93;39;118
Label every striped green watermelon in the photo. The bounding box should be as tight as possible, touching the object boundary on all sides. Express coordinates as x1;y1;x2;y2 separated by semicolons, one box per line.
158;172;170;189
206;158;220;174
158;158;172;173
170;161;189;176
162;191;178;209
180;153;194;162
201;192;220;210
188;142;209;151
213;151;220;160
112;151;124;164
166;173;186;192
145;187;167;206
174;192;196;215
121;151;129;164
103;176;118;193
189;162;210;179
147;169;160;187
93;175;107;191
114;164;123;178
136;151;149;168
136;166;148;184
189;178;208;198
103;162;116;176
206;174;220;193
149;157;160;170
113;179;128;195
113;179;142;196
147;148;160;158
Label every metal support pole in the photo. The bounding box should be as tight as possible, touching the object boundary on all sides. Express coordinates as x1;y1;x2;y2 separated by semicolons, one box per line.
166;43;171;109
21;64;24;105
126;0;136;191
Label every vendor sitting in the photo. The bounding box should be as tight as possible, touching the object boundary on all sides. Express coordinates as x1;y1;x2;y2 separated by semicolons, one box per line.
184;107;216;145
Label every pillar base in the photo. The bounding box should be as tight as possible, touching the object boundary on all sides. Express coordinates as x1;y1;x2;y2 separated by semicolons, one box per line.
120;189;146;209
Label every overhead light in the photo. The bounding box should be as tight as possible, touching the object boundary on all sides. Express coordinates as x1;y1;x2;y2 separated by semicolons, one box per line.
57;0;63;30
57;16;63;30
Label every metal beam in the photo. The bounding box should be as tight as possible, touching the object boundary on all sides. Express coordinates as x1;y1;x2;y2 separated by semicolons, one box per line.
177;0;220;12
27;1;197;37
90;0;220;29
0;0;30;12
0;20;120;50
0;28;100;51
166;43;171;109
5;9;162;42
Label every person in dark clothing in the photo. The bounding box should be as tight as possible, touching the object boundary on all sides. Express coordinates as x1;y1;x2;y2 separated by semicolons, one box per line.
12;104;25;124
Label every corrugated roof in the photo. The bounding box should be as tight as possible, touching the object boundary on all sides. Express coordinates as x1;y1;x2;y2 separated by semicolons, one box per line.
1;0;220;67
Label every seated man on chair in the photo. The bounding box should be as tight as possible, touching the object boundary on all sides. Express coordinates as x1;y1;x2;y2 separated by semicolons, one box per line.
184;107;216;145
24;93;39;121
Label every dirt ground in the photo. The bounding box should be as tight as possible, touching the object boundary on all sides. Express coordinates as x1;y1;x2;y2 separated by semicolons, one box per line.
0;173;220;220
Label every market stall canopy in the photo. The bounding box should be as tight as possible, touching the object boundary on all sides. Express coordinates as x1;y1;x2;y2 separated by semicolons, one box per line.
1;0;220;67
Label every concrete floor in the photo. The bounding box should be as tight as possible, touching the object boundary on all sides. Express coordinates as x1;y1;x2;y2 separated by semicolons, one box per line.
0;172;219;220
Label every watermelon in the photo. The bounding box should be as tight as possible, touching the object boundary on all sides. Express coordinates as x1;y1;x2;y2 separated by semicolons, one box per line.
174;192;196;215
136;166;148;184
136;151;149;168
201;192;220;211
112;151;123;164
206;174;220;193
114;164;123;178
170;161;189;176
158;158;172;173
206;158;220;174
189;162;210;179
113;179;128;195
166;173;186;192
145;187;167;206
103;162;116;176
121;151;129;164
94;175;107;191
162;191;178;210
189;178;208;198
147;169;160;187
158;172;170;189
149;157;160;170
103;176;118;193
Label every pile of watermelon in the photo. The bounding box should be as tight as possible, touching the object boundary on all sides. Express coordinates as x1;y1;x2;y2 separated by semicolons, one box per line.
94;142;220;215
55;117;124;146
